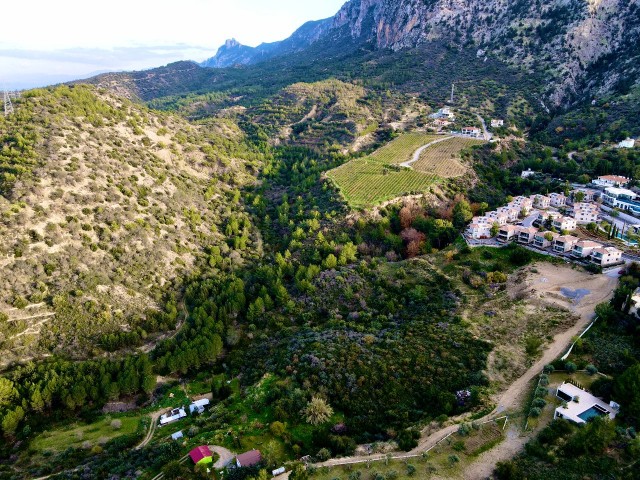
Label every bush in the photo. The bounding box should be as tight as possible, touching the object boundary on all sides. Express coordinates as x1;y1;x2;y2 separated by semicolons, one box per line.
543;364;555;374
586;364;598;375
529;407;542;418
565;362;577;373
534;387;548;398
532;398;546;409
110;419;122;430
397;428;419;451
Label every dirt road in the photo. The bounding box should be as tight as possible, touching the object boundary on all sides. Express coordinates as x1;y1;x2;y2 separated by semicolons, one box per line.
399;136;454;168
135;410;163;450
315;263;617;476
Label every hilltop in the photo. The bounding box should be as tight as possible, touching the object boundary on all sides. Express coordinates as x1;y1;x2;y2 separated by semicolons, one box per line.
0;85;260;365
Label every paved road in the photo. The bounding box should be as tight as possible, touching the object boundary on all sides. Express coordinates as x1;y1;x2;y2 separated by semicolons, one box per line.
477;114;493;141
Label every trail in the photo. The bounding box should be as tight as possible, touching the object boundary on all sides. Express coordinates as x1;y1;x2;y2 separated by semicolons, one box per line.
135;410;163;450
399;136;453;168
314;264;617;475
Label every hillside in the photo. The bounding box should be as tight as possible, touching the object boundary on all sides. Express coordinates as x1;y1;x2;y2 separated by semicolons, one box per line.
0;85;260;365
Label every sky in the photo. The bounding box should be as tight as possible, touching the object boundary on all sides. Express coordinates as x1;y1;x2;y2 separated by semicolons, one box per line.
0;0;346;89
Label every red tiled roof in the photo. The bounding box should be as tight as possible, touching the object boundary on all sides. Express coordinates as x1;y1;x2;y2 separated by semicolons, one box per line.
189;446;213;464
236;449;262;467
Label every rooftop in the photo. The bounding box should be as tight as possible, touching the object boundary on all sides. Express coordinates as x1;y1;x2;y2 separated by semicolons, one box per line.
598;175;629;183
605;187;637;197
237;449;262;467
189;445;213;464
555;383;618;425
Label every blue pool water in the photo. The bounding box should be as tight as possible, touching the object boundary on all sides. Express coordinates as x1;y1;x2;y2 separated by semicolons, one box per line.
578;406;606;421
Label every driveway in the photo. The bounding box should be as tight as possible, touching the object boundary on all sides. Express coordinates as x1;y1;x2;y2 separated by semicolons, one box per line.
210;446;236;469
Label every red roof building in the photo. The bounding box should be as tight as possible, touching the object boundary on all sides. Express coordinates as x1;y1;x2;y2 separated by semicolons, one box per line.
236;449;262;468
189;445;213;465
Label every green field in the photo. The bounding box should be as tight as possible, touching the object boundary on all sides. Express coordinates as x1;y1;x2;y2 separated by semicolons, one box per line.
412;137;484;177
327;133;481;209
327;133;440;209
31;416;141;452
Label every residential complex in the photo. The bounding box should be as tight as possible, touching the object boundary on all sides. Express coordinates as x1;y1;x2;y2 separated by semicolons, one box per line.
464;190;623;269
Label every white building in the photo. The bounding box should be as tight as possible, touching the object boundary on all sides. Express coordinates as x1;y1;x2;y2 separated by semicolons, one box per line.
602;187;639;212
189;398;210;414
521;168;538;179
593;175;630;188
517;226;538;244
571;240;602;259
497;206;520;222
497;225;519;243
160;407;187;426
509;196;534;215
429;107;456;121
531;194;551;209
552;216;577;232
617;138;636;149
590;247;623;267
573;203;599;224
462;126;482;138
554;383;619;425
550;192;567;207
487;210;509;226
533;231;559;249
571;188;599;203
553;235;580;253
491;119;504;128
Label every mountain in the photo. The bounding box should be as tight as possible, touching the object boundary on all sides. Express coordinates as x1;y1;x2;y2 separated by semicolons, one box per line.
200;0;640;108
200;18;333;68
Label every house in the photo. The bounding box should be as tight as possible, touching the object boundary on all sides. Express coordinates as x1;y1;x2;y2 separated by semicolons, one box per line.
552;216;577;232
189;398;210;415
509;196;534;212
536;211;562;226
273;467;286;476
593;175;630;188
533;231;559;249
554;382;619;425
190;445;214;465
497;225;519;243
602;187;640;214
553;235;580;253
159;407;187;426
462;126;481;138
571;188;599;203
467;221;492;239
517;226;538;244
497;206;520;223
236;449;262;468
590;247;623;267
486;210;509;226
571;240;602;259
521;168;538;179
573;203;599;224
531;194;551;209
434;118;453;128
617;138;636;149
171;431;184;441
550;192;567;207
491;119;504;128
430;106;456;120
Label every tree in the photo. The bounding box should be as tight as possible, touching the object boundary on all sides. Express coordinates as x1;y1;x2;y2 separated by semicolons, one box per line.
0;378;16;408
490;222;500;237
595;302;616;322
574;191;586;203
2;406;25;437
323;254;338;269
302;397;334;426
453;200;473;230
289;463;309;480
614;364;640;425
270;421;286;437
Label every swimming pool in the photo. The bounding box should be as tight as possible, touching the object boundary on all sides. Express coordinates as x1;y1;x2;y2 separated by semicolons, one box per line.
578;406;608;421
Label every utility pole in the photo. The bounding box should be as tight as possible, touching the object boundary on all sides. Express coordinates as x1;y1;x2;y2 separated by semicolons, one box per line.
3;89;14;116
450;83;455;104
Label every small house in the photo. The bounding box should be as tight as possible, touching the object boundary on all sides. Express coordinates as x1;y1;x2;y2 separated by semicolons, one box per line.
617;138;635;149
549;192;567;207
462;126;481;138
491;119;504;128
521;168;538;179
573;203;599;224
236;449;262;468
189;398;210;415
553;235;580;253
517;226;538;244
486;210;509;226
531;194;550;209
533;231;559;249
497;225;519;243
171;431;184;441
552;216;577;232
571;240;602;259
590;247;623;267
497;206;520;223
554;383;619;425
466;222;492;239
190;445;214;466
159;407;187;426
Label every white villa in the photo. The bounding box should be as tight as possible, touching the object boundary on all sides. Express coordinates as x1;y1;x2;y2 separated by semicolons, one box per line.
517;226;538;244
602;187;640;213
591;247;623;267
593;175;630;188
430;106;456;120
552;216;577;232
572;188;599;203
189;398;211;414
553;235;580;253
554;383;619;425
573;203;599;224
497;225;519;243
521;168;538;179
533;231;559;249
617;138;636;149
491;119;505;128
571;240;602;259
550;192;567;207
487;210;509;226
531;194;551;209
497;206;520;222
462;126;482;138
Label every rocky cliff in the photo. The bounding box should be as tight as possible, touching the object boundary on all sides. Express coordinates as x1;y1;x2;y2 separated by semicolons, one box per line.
202;0;640;107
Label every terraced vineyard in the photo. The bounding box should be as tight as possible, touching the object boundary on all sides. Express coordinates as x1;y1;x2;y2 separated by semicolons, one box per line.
327;133;441;209
412;137;484;177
